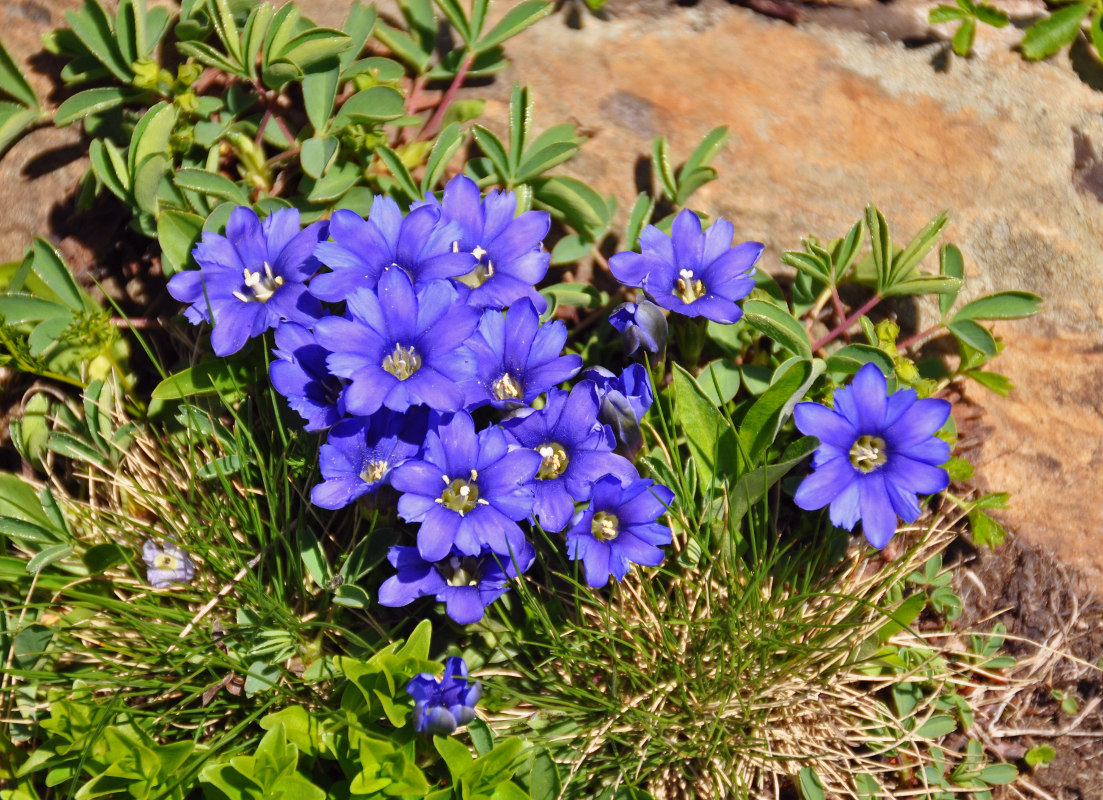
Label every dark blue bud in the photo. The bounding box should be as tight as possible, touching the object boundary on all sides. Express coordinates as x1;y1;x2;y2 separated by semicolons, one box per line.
609;299;668;356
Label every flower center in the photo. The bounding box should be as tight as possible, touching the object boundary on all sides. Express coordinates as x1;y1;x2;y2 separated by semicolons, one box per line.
437;555;482;587
382;343;422;380
591;511;620;542
359;460;388;484
493;372;523;401
675;268;706;304
849;434;888;473
153;553;178;570
436;470;487;516
233;261;284;303
536;442;569;480
455;242;495;288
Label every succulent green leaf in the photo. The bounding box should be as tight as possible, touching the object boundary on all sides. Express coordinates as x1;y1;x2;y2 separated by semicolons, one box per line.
151;355;259;400
340;3;377;71
974;3;1009;27
157;210;204;276
0;102;41;159
422;122;465;193
0;39;38;108
242;3;276;80
29;239;84;311
953;291;1042;320
128;101;177;176
978;764;1019;785
952;17;977;56
373;22;432;73
54;87;145;127
672;363;739;491
930;5;969;22
739;358;820;468
825;343;895;376
742;299;813;359
938;242;965;316
434;0;472;43
880;274;962;297
300;136;339;179
173;168;250;205
476;1;552;53
624;192;656;252
302;58;341;133
889;210;948;285
277;28;354;71
374;145;421;202
333;86;406;126
66;0;132;82
652;136;677;200
531;176;611;239
472;125;512;183
1021;3;1090;60
176;40;244;76
865;204;892;294
947;318;997;356
797;767;826;800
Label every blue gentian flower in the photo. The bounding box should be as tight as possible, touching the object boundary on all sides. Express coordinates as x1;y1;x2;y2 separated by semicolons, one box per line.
609;299;668;355
582;365;654;458
390;412;541;561
142;540;196;588
417;175;551;311
310;408;429;510
406;657;482;736
793;362;952;548
269;323;345;431
502;384;639;532
464;300;582;409
378;542;535;625
167;207;326;356
609;209;762;324
314;269;480;416
565;475;674;587
309;197;474;302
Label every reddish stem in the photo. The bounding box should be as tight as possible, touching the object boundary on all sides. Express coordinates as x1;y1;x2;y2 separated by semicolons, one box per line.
829;285;848;338
898;323;944;352
810;294;882;352
418;53;474;141
111;317;158;330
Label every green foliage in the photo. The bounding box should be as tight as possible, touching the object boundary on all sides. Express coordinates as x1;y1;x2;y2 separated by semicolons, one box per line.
929;0;1008;56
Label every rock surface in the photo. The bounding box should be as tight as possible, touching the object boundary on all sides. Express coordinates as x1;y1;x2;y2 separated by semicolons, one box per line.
0;0;1100;582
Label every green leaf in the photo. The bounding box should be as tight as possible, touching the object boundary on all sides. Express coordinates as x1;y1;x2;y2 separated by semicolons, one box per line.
516;143;578;184
467;717;495;756
277;28;354;71
825;343;895;376
88;138;128;200
0;516;61;544
157;210;205;277
729;435;817;525
196;454;245;480
672;363;738;491
954;291;1042;321
373;23;431;73
525;749;561;800
930;5;969;22
781;250;831;283
241;3;275;79
739;359;821;468
339;3;377;71
947;318;997;356
472;125;512;182
303;160;360;202
0;38;38;107
27;543;73;573
680;125;729;179
540;282;602;309
302;59;341;134
854;773;882;800
532;176;611;239
54;87;145;126
422;123;465;193
968;369;1012;395
938;243;964;317
974;3;1009;27
374;145;421;202
332;583;370;608
333;86;406;126
173;168;250;205
797;767;825;800
652;136;677;200
65;1;132;81
434;0;472;42
865;205;892;294
968;508;1006;548
1092;11;1103;59
435;735;475;779
1024;744;1056;767
300;136;339;179
210;0;244;67
916;714;957;738
476;1;553;52
177;40;243;75
880;274;962;297
244;661;281;696
0;294;69;323
83;543;125;574
623;193;655;252
953;17;977;56
832;218;865;281
978;764;1018;785
128;101;177;176
30;239;84;311
890;210;948;285
697;358;741;405
132;153;168;217
0;474;52;527
878;592;926;642
1021;3;1090;60
151;355;259;400
0;102;41;159
742;299;813;359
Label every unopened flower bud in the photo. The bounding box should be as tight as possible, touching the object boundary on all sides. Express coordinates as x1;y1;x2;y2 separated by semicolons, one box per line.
609;299;668;356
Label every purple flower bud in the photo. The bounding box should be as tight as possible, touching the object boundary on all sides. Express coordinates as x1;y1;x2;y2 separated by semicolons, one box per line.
609;299;667;356
406;656;482;736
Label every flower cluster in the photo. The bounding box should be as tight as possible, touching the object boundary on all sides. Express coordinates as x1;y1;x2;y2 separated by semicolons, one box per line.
172;176;676;624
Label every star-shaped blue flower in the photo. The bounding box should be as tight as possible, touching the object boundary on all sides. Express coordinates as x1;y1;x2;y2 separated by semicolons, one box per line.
609;209;762;324
309;197;474;302
167;206;326;355
793;363;952;548
417;175;551;311
378;543;535;625
310;408;429;510
314;269;480;416
464;300;581;410
565;475;674;587
389;411;541;561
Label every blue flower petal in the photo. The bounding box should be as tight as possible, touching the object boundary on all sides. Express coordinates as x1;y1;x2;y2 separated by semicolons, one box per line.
794;456;855;511
858;473;898;549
